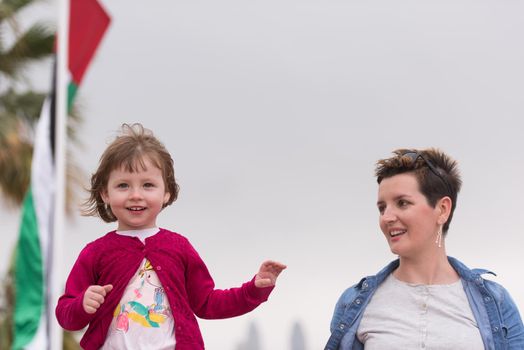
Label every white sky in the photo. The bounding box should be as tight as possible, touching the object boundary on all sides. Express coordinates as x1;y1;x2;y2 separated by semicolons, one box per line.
3;0;524;348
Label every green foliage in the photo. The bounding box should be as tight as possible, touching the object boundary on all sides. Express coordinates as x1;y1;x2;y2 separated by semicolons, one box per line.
0;23;55;79
0;90;46;205
0;0;55;206
0;255;14;350
0;0;84;348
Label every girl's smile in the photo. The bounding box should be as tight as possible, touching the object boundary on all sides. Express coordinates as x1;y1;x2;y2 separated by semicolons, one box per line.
101;157;170;231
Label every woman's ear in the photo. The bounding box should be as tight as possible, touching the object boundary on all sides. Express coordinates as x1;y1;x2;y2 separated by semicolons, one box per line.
437;196;452;224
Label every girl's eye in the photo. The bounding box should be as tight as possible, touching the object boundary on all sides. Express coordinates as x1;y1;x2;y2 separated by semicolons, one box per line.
117;183;128;189
144;183;155;188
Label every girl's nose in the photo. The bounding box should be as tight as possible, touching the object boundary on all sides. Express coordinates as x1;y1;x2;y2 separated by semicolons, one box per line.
129;187;143;199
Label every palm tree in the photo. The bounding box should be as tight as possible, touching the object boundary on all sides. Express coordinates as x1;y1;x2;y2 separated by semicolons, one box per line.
0;0;84;208
0;0;82;348
0;0;55;206
0;90;47;206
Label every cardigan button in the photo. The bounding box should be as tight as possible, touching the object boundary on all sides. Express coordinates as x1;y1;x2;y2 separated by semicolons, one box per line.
156;265;162;271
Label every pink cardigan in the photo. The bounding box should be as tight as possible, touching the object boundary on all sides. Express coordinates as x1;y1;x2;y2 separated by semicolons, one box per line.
56;228;274;349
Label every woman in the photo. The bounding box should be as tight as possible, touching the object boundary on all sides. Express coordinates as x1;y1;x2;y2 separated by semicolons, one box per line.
325;149;524;350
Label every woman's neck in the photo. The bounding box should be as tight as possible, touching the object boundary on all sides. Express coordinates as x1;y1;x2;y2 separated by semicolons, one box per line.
394;249;459;285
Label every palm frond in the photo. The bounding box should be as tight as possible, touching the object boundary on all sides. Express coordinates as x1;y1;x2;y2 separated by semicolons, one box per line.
0;91;85;209
0;0;37;23
0;123;32;206
0;23;54;78
0;89;46;124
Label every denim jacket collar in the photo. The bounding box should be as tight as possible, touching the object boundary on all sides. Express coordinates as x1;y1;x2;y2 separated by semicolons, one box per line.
325;256;524;350
356;256;495;292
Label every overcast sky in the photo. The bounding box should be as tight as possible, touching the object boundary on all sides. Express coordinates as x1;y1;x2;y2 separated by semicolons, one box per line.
3;0;524;348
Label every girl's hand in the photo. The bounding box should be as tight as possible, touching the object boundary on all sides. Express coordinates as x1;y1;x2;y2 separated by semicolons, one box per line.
255;260;287;288
83;284;113;314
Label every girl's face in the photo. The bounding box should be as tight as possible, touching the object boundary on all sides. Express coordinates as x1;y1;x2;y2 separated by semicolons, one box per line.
101;157;170;231
377;173;441;259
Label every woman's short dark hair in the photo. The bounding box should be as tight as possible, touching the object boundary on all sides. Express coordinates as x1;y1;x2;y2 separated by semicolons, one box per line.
375;148;462;234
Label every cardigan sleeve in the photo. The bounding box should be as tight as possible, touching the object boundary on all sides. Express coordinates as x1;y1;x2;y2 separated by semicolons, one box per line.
183;240;274;319
55;243;99;330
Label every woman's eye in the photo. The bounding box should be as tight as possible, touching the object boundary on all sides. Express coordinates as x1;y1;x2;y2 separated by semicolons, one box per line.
377;206;385;214
398;199;409;207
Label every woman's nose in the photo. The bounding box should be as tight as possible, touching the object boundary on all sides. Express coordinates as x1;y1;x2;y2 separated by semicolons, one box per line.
381;208;397;223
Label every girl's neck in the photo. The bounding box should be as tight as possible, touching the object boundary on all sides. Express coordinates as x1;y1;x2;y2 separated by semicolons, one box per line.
394;248;459;285
116;227;160;243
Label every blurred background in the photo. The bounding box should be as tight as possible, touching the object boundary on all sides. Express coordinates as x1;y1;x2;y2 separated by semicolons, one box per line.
2;0;524;348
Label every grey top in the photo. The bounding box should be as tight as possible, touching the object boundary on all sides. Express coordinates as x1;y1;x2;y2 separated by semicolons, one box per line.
356;274;484;350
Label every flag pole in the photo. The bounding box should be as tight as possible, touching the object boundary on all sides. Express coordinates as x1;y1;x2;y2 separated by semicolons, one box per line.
51;0;69;348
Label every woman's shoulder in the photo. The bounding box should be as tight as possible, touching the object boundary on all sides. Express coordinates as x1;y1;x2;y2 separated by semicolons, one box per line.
465;266;515;306
330;279;371;331
481;277;513;303
336;283;360;305
335;260;399;304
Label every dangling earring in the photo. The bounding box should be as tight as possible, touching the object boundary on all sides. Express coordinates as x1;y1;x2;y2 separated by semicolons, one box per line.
435;226;443;248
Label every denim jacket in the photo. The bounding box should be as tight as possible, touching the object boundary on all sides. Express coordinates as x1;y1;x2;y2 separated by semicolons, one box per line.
325;257;524;350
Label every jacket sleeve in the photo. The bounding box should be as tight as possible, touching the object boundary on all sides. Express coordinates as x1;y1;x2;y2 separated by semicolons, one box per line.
498;285;524;348
183;240;274;319
55;244;98;330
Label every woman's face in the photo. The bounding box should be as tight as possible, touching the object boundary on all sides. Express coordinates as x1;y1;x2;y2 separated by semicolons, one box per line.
377;173;441;258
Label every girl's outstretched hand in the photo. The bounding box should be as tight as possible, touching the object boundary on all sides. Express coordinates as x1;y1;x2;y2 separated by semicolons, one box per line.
83;284;113;314
255;260;287;288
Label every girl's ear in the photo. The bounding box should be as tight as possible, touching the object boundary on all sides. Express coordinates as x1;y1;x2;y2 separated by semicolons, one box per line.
163;191;170;205
101;189;109;204
437;196;452;225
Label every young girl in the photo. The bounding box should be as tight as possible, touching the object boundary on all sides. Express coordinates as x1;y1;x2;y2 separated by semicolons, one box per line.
56;123;286;350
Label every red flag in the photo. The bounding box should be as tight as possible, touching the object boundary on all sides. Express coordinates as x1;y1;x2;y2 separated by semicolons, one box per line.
69;0;111;86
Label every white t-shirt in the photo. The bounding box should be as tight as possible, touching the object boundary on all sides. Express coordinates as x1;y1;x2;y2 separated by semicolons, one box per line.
357;274;484;350
101;228;176;350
